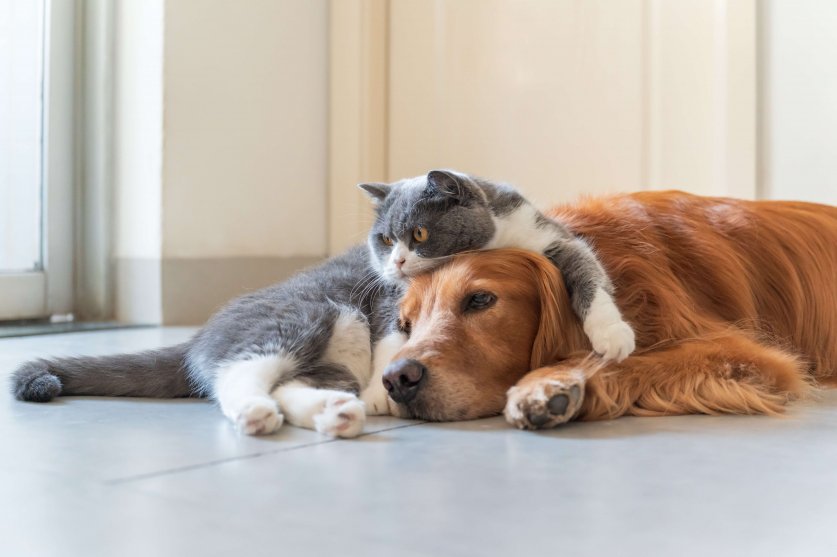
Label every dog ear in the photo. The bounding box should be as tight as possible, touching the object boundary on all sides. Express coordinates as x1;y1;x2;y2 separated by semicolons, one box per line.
529;256;563;369
527;254;586;369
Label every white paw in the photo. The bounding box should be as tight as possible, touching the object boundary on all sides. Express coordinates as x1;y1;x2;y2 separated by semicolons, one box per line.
504;371;585;430
313;394;366;438
360;383;393;416
582;288;636;362
234;398;284;435
587;319;635;362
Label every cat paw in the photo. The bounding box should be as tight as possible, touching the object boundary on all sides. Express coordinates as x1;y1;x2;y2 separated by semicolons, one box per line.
582;289;636;362
587;320;635;362
504;372;585;430
234;398;284;435
314;394;366;438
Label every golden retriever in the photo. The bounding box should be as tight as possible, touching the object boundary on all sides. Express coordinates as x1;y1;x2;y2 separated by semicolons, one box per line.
382;191;837;428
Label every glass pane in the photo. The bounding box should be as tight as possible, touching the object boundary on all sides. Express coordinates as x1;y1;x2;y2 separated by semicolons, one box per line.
0;0;44;272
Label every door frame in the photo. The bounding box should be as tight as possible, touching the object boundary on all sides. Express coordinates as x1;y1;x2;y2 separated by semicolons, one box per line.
327;0;389;256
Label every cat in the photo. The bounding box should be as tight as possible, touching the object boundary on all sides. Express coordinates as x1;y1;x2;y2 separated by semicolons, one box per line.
359;169;635;361
12;245;407;437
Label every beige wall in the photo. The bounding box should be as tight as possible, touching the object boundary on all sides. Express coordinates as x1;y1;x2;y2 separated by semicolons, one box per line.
761;0;837;205
389;0;646;205
110;0;836;324
113;0;328;324
163;0;328;259
386;0;756;207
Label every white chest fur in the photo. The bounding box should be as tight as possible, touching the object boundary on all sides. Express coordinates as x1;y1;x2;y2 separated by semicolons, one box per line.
486;203;557;252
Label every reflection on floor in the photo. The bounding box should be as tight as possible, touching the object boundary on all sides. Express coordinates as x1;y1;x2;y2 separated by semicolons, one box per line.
1;327;836;557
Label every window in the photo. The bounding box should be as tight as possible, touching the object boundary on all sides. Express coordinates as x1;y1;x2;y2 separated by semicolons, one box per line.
0;0;74;320
0;0;42;273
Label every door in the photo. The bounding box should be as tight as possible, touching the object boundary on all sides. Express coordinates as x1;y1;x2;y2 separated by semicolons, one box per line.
0;0;74;320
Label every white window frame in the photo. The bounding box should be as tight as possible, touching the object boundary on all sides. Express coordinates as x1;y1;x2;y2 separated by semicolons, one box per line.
0;0;75;320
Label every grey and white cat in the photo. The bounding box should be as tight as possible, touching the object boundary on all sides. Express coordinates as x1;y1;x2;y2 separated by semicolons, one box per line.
360;169;635;362
11;169;631;438
12;245;406;437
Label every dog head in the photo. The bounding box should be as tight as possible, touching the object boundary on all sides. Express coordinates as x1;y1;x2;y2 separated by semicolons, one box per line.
384;249;588;420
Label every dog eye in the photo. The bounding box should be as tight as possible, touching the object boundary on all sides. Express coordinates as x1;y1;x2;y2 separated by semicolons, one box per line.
464;291;496;312
398;319;412;336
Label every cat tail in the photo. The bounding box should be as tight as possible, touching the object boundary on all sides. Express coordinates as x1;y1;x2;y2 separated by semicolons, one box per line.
10;342;197;402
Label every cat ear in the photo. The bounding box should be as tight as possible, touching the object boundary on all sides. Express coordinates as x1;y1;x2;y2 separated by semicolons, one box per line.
426;170;480;204
357;182;391;205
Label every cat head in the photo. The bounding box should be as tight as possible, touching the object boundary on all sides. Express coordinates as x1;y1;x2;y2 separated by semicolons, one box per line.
359;169;496;283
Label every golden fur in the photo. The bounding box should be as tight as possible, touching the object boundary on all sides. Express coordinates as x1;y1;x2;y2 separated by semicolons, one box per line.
391;191;837;427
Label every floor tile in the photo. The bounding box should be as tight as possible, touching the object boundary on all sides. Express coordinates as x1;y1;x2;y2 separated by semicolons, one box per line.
0;328;418;482
2;328;837;557
122;395;837;557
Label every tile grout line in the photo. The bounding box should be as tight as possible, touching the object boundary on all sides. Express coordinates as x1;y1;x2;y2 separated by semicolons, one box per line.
105;421;428;486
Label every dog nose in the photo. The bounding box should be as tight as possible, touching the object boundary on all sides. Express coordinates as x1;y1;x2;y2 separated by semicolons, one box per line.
382;359;426;403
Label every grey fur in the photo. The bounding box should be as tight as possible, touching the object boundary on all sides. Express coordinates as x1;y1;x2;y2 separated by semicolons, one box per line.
364;170;497;262
362;169;612;321
11;246;401;403
472;176;525;216
289;362;361;394
543;235;612;318
12;344;195;401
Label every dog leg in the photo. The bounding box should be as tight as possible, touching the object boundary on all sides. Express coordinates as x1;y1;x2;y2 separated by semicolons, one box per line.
505;366;587;430
505;332;811;430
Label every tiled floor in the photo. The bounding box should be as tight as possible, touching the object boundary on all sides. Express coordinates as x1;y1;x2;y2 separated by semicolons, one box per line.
1;328;836;557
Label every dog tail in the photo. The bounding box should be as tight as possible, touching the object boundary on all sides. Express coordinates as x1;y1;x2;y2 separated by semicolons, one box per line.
10;343;197;402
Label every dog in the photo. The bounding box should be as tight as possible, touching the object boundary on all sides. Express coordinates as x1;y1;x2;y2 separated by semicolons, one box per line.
382;191;837;428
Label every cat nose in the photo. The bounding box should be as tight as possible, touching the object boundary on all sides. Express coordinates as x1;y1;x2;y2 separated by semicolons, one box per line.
382;359;426;403
395;257;406;269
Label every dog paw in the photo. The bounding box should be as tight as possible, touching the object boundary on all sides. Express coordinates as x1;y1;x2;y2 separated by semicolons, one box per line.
235;398;284;435
587;320;635;362
314;394;366;438
504;372;585;430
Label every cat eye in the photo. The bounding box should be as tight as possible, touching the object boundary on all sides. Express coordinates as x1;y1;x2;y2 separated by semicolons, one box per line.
381;234;394;247
463;291;497;313
412;226;429;243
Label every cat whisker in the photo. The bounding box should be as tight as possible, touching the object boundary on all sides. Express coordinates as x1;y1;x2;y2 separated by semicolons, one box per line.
354;271;389;306
350;271;381;302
